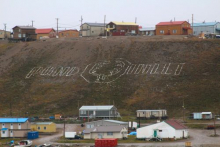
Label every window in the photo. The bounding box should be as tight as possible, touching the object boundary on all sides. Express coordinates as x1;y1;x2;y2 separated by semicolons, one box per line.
81;111;86;114
23;34;26;37
44;126;46;130
2;123;5;126
159;130;162;132
107;132;113;136
19;29;21;32
38;127;40;130
92;31;94;33
2;131;5;134
173;30;177;34
18;34;21;38
19;123;21;126
113;25;115;28
11;131;13;133
160;30;164;34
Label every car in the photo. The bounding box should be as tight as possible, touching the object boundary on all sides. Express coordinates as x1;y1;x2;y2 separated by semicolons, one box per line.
216;117;220;121
75;135;83;139
216;35;220;38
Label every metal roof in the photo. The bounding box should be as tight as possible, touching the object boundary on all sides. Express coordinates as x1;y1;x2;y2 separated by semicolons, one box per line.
111;22;138;26
36;28;55;34
201;112;212;114
84;23;105;27
13;26;36;29
0;118;28;123
31;122;53;125
104;120;128;124
165;120;187;130
137;110;166;112
156;21;186;26
79;105;114;110
192;22;219;27
84;125;125;134
139;27;155;31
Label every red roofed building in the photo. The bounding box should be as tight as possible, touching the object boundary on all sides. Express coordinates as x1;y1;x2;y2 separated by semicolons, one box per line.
156;21;192;35
35;28;56;40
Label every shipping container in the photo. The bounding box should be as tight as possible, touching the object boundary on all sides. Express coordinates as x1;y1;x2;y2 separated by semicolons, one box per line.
27;131;39;140
95;138;117;147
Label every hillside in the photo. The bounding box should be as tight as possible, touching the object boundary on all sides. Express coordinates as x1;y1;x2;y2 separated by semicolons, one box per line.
0;36;220;118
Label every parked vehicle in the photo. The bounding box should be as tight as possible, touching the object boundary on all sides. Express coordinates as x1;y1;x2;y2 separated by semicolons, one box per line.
14;140;32;147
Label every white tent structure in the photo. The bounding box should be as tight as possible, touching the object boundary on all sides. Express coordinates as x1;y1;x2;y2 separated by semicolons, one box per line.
137;120;188;140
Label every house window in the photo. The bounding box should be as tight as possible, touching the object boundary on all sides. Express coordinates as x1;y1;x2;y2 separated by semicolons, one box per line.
3;123;5;126
143;112;144;114
18;34;21;38
19;29;21;32
23;34;26;37
11;124;13;126
160;30;164;34
44;126;46;130
11;131;13;133
107;132;113;136
2;131;5;134
92;31;94;33
62;33;63;36
81;111;86;114
159;130;162;132
173;30;177;34
113;25;115;28
38;127;40;130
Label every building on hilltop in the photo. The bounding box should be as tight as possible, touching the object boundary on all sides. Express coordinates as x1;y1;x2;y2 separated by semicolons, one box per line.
106;21;139;36
35;28;56;40
80;23;105;37
192;22;220;36
137;110;167;119
156;21;192;35
12;26;36;40
139;27;155;36
58;29;79;38
0;30;11;39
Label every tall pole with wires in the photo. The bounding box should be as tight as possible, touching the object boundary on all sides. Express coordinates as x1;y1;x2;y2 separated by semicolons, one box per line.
80;16;83;36
4;23;7;39
104;15;106;37
192;14;194;35
31;20;34;27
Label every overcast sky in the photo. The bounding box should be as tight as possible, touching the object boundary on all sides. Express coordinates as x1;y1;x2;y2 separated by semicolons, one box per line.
1;0;220;32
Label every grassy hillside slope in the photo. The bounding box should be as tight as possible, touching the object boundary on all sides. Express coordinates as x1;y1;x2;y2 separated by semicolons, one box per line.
0;36;220;118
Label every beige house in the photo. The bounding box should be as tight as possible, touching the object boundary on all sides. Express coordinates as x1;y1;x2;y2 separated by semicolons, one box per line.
80;23;105;37
137;110;167;119
0;118;31;138
0;30;11;39
84;126;127;139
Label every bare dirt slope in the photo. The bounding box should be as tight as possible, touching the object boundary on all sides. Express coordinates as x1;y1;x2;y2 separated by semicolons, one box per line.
0;36;220;117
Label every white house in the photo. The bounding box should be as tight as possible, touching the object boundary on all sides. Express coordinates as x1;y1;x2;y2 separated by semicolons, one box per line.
137;120;188;140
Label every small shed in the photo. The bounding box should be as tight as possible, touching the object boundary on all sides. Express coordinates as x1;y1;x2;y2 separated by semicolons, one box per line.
55;114;62;120
1;128;9;138
31;122;56;133
192;112;212;120
27;131;39;140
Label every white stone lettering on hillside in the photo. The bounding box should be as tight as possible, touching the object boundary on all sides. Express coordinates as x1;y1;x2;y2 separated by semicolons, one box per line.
25;58;185;83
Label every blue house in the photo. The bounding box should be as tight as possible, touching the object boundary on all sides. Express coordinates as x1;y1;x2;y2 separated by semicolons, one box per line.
192;22;220;35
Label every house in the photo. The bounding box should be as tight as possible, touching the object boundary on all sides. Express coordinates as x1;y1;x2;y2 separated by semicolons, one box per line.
156;21;192;35
31;122;56;133
79;105;120;119
191;112;212;120
106;22;139;36
85;120;128;129
12;26;36;40
137;120;188;140
137;110;167;119
84;125;127;139
0;118;30;138
35;28;56;40
55;114;62;120
192;22;220;35
139;27;155;36
0;30;11;39
80;23;105;37
58;29;79;38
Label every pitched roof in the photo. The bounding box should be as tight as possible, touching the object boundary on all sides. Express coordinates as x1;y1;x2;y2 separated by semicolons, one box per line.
0;118;28;123
79;105;114;110
13;26;36;29
36;28;55;34
192;22;219;27
31;122;53;125
111;22;138;26
84;23;105;27
165;120;187;130
84;126;125;133
156;21;186;26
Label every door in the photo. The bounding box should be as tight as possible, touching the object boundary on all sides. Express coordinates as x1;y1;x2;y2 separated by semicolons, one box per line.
18;123;21;129
10;123;13;129
153;130;157;137
10;130;13;137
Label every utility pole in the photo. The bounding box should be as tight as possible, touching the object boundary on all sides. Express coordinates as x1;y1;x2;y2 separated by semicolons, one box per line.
56;18;59;37
104;15;106;37
4;23;6;39
192;14;194;35
31;20;34;27
135;17;137;23
80;16;83;36
182;98;185;122
174;17;175;21
63;117;65;137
